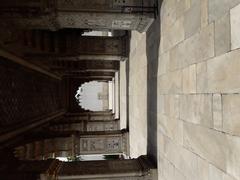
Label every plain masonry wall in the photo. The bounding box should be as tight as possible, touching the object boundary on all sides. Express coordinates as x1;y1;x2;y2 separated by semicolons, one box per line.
158;0;240;180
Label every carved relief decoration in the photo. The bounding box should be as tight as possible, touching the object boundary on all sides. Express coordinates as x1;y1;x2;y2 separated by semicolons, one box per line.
80;136;122;154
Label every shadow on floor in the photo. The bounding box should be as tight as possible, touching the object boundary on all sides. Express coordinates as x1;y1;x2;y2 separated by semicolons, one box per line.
146;0;162;166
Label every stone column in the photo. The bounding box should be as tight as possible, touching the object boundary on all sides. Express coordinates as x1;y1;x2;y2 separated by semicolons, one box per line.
57;156;157;180
14;130;129;160
51;60;120;77
65;112;115;122
0;0;157;32
49;118;120;132
0;156;157;180
23;32;129;61
120;60;127;129
64;72;115;81
114;72;120;119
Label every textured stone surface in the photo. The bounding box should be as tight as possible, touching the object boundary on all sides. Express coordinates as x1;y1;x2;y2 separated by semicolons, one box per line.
161;95;180;118
183;122;228;171
158;51;169;76
209;164;224;180
227;135;240;180
161;16;184;52
213;94;223;131
209;0;240;22
207;49;240;93
196;61;208;93
184;0;201;38
215;13;231;56
170;23;214;69
157;0;240;179
158;70;182;94
120;61;127;130
180;94;213;127
223;95;240;136
128;32;147;158
158;114;183;144
201;0;209;28
182;64;197;94
230;3;240;50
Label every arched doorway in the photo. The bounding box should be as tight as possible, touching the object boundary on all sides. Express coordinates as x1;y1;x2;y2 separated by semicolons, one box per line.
75;81;111;112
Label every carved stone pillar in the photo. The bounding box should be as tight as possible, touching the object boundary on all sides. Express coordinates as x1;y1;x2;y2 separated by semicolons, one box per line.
14;130;129;160
0;156;157;180
57;156;157;180
77;130;129;155
0;0;157;32
50;60;120;77
65;112;115;121
63;71;115;80
23;31;129;61
49;119;120;132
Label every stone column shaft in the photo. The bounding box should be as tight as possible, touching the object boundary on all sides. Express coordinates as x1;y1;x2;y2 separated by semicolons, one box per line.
0;0;156;32
14;130;129;160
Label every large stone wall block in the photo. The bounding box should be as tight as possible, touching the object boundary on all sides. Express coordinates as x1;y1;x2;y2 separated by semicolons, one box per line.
158;114;183;145
162;16;185;52
209;0;240;22
201;0;209;28
223;94;240;136
183;122;228;171
163;95;180;118
161;0;177;35
213;94;223;131
182;64;197;94
169;42;184;71
226;135;240;180
172;23;214;69
230;3;240;50
209;164;224;180
158;51;170;76
176;0;191;18
163;135;200;180
207;49;240;93
160;72;182;94
184;0;201;38
197;61;208;93
215;12;231;56
180;94;213;128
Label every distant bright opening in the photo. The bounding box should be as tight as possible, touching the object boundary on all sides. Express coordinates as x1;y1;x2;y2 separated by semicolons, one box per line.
75;81;111;112
82;30;113;37
56;154;127;162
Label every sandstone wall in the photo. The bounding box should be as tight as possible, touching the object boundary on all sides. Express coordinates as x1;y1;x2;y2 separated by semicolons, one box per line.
158;0;240;180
